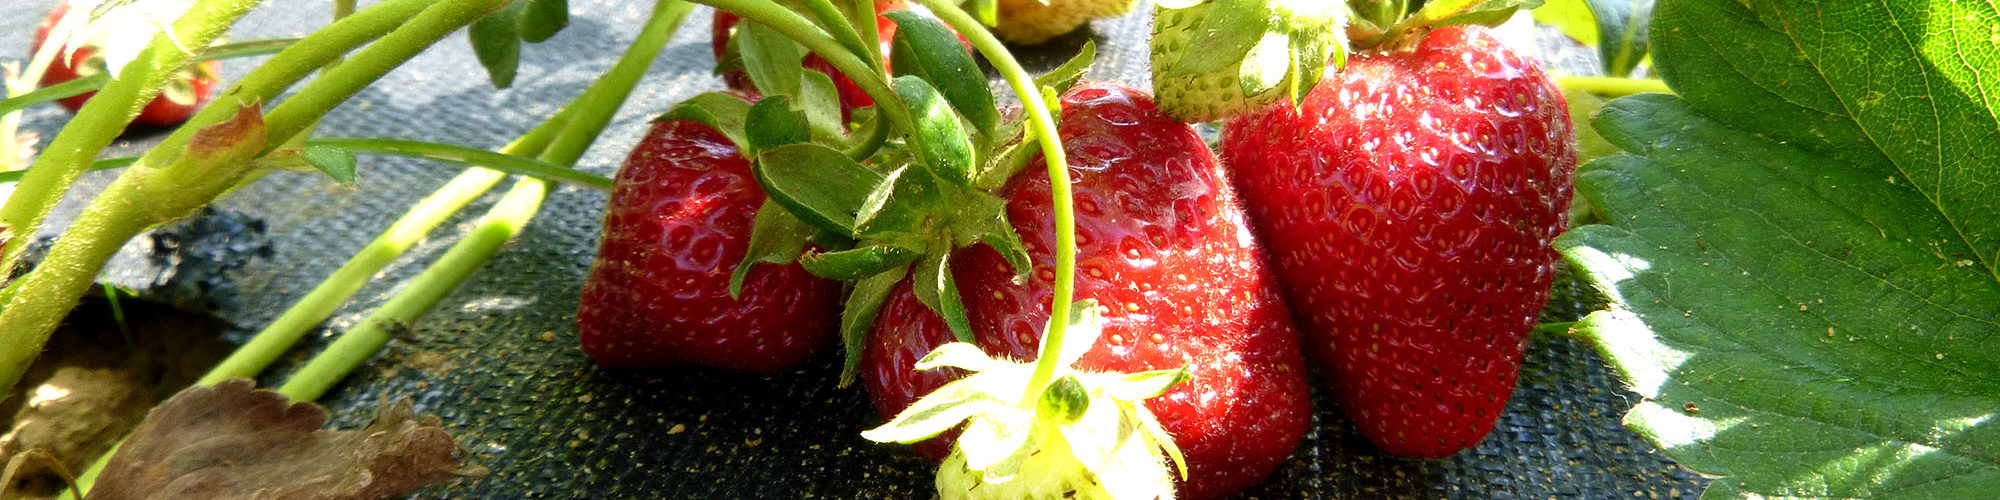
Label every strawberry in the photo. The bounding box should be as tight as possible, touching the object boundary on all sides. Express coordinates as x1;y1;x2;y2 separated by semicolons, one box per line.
1148;0;1347;123
712;0;905;113
863;81;1312;499
576;117;843;372
1220;25;1576;458
991;0;1139;46
30;1;221;127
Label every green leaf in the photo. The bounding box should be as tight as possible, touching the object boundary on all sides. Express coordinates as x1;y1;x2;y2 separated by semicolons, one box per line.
1584;0;1652;77
518;0;569;43
1032;40;1096;96
967;0;998;26
301;138;613;191
860;376;1001;444
855;165;941;237
469;1;526;88
1559;86;1620;164
299;145;358;186
753;144;885;233
658;92;754;153
913;252;974;343
885;11;1001;139
0;73;107;116
951;192;1030;276
1098;369;1189;401
800;244;924;281
736;20;805;99
839;266;909;387
913;342;996;372
1532;0;1599;46
1166;3;1265;77
1557;0;2000;496
1410;0;1540;28
799;71;846;142
730;200;815;299
746;96;812;156
892;76;978;187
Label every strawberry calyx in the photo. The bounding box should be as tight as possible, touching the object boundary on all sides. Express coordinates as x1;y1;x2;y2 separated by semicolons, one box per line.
863;301;1190;500
719;11;1102;387
1148;0;1348;122
1346;0;1537;52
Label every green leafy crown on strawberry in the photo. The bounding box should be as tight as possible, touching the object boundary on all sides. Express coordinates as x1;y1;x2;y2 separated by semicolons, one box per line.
1148;0;1347;122
1150;0;1548;123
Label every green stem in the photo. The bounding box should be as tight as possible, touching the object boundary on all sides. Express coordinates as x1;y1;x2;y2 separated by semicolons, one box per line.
799;0;873;69
305;138;613;190
259;0;513;151
844;111;889;160
0;74;105;117
1556;76;1673;98
692;0;915;135
1531;321;1583;340
910;0;1075;404
197;169;509;385
0;0;495;395
276;177;551;402
0;137;611;188
274;0;692;403
0;39;297;119
0;111;265;394
194;38;304;62
0;0;262;272
76;2;691;493
195;98;577;388
0;0;433;274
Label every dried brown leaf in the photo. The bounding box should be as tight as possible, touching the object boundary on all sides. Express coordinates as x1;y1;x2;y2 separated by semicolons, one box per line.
86;379;481;500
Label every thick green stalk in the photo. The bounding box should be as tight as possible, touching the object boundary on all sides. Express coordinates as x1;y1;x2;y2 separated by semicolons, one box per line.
0;0;261;271
276;177;550;402
196;168;508;385
0;106;267;394
1557;75;1673;97
275;0;692;401
0;0;433;274
0;0;505;396
259;0;513;150
910;0;1076;405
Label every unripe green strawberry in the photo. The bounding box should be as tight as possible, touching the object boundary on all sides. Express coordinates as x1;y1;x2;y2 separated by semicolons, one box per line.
1149;0;1346;122
992;0;1140;46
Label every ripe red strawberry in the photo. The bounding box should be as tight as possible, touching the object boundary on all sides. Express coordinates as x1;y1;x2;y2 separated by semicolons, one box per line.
577;118;843;372
1220;25;1576;459
711;0;905;112
31;1;221;127
864;81;1311;499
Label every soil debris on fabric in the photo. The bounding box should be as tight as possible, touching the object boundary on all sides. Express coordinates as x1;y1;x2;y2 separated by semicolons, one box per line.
0;296;230;500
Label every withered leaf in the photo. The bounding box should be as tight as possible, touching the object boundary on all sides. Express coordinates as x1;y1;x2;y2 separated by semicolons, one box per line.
87;379;481;500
